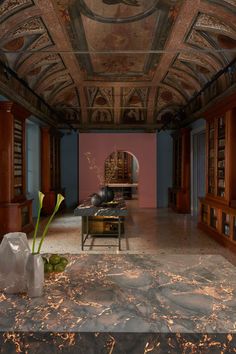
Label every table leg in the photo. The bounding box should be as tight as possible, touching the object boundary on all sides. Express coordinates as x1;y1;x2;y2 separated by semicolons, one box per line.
118;216;121;251
81;217;84;251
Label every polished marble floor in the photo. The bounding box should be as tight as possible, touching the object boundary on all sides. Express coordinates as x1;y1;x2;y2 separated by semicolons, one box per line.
2;203;236;353
28;201;236;265
1;254;236;353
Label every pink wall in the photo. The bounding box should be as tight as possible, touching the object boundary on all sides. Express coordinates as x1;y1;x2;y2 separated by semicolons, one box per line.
79;133;156;208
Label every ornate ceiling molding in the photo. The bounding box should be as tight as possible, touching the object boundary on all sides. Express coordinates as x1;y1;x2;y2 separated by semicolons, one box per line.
47;81;74;102
36;70;72;94
195;13;236;38
178;51;221;73
1;17;45;44
168;68;201;91
17;53;61;76
0;0;34;23
206;0;236;13
187;29;214;49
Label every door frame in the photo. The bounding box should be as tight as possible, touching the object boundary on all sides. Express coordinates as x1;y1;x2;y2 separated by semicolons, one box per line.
191;126;206;216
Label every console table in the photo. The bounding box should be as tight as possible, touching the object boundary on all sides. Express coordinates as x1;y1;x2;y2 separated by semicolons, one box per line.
74;199;128;250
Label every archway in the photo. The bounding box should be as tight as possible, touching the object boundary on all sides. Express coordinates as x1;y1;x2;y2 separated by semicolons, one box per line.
104;150;139;202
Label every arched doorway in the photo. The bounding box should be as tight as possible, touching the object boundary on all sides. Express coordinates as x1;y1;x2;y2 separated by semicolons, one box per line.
104;150;139;202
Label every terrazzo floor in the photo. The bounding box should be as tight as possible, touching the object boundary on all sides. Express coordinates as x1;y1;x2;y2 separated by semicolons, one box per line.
28;200;236;266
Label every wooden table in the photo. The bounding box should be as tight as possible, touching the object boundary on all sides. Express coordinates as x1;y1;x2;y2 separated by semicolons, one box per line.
74;198;128;250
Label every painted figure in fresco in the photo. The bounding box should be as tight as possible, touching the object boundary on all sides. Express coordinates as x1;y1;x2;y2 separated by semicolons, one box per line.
102;0;140;6
123;108;145;123
92;109;112;123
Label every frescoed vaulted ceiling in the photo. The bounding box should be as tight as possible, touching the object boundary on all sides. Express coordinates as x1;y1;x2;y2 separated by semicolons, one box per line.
0;0;235;130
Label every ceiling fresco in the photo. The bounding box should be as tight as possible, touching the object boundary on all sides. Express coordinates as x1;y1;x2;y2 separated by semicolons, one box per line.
0;0;235;130
60;0;180;80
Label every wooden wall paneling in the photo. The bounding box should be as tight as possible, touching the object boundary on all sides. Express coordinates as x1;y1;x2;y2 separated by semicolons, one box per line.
40;127;63;214
169;128;191;213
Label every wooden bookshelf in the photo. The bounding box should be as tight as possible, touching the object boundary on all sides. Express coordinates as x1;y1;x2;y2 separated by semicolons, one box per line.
168;128;191;213
0;102;33;236
198;98;236;251
205;110;236;205
105;151;133;184
198;198;236;252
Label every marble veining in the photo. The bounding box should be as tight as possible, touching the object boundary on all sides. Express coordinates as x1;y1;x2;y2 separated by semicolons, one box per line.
0;254;236;334
74;198;128;216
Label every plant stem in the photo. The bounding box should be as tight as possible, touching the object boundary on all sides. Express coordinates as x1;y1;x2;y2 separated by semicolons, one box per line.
36;211;56;254
32;204;41;253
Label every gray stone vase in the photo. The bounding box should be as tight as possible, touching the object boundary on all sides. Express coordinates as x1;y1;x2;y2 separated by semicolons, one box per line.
0;232;30;294
26;253;44;297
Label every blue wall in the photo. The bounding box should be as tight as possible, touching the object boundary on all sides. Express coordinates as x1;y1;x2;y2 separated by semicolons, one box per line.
189;118;206;130
26;119;40;217
61;131;78;208
157;131;173;208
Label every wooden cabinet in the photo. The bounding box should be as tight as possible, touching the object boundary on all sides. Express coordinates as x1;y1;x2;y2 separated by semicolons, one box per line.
105;151;132;184
0;102;33;236
198;100;236;251
168;128;191;213
198;198;236;252
41;127;63;214
205;111;236;204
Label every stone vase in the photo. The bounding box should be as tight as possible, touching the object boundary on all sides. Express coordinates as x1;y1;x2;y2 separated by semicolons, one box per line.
0;232;30;294
91;193;103;206
26;253;44;297
98;186;114;203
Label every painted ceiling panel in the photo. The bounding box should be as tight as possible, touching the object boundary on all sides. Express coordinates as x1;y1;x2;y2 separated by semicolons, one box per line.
89;54;146;76
58;0;181;80
0;0;235;129
80;13;158;52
